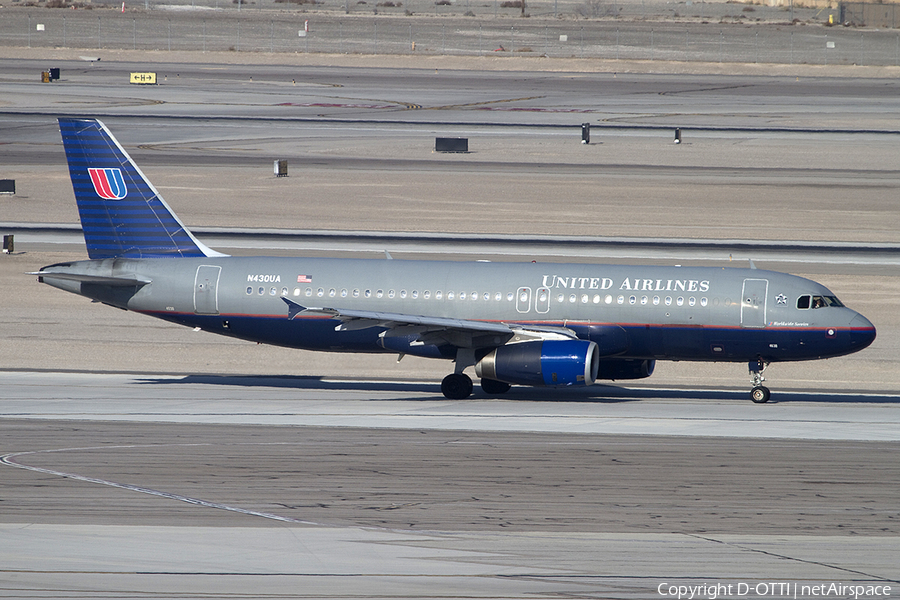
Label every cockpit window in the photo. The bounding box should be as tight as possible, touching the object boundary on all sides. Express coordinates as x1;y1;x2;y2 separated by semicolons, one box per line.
822;295;844;308
798;294;844;310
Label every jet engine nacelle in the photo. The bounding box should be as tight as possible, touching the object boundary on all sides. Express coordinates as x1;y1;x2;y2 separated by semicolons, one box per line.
475;339;599;387
597;358;656;380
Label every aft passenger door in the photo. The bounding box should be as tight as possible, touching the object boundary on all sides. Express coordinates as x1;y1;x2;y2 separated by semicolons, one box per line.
741;278;768;328
194;265;222;315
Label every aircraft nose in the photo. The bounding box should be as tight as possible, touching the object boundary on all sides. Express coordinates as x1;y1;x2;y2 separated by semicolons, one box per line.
850;313;877;350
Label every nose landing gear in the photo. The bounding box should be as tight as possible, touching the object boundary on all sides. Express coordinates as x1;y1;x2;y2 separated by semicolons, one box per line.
749;357;770;403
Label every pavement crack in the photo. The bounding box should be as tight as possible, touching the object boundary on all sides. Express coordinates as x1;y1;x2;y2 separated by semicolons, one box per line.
685;533;900;584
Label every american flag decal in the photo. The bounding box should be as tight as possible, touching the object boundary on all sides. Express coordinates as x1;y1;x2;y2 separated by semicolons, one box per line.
298;274;312;283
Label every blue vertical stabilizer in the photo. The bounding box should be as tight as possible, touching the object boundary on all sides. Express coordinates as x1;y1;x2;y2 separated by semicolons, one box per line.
58;118;222;259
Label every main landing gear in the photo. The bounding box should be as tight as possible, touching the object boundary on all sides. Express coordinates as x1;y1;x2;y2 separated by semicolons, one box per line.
440;373;511;399
441;348;512;400
441;373;473;400
480;378;511;395
749;357;771;404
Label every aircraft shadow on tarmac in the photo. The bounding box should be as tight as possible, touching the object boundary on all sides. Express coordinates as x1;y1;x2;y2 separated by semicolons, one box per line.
134;375;900;405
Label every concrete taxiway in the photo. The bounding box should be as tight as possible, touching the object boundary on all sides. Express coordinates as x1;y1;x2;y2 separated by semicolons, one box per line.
2;374;899;598
3;371;900;440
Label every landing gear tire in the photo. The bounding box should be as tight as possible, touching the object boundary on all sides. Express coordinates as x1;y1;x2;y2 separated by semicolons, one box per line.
441;373;473;400
748;357;771;404
481;378;511;395
750;386;771;404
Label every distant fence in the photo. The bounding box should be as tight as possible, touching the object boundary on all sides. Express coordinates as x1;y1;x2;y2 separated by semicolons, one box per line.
840;2;899;28
5;9;900;65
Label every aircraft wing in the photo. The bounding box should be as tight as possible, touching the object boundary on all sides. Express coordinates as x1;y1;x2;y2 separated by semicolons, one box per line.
282;297;577;347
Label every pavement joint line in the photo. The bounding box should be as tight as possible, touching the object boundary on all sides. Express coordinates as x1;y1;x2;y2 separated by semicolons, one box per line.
7;109;900;135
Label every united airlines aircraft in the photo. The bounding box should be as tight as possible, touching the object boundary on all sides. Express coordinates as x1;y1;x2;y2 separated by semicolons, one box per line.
36;118;877;403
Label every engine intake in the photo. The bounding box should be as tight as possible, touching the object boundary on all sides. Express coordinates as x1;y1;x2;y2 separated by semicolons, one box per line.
475;339;599;387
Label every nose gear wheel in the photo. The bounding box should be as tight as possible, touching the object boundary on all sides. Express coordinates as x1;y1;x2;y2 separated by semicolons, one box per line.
749;357;770;403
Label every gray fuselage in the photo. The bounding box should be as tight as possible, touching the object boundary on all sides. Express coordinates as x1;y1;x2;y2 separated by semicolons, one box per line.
40;256;876;365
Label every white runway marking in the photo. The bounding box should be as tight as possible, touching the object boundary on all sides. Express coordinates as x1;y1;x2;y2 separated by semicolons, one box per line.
0;445;319;525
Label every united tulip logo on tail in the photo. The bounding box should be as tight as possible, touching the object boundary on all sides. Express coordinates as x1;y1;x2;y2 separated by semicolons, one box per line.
88;168;127;200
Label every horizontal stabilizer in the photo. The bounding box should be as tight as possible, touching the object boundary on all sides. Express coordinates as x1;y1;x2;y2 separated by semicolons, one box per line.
32;270;151;287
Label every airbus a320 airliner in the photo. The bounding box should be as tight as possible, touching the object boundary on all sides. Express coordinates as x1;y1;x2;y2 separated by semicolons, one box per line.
36;118;876;403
